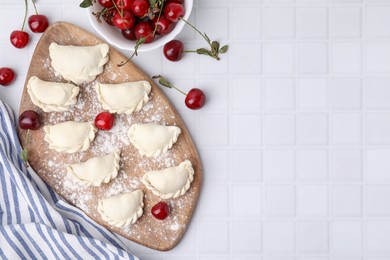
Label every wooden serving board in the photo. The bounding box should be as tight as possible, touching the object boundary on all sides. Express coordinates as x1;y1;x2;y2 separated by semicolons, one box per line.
18;22;202;251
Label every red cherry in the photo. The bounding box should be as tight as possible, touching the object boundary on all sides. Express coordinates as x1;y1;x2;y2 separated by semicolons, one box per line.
163;40;184;62
98;0;114;8
164;2;185;22
18;110;41;130
151;202;170;220
134;22;155;43
152;16;175;35
103;10;116;26
131;0;150;18
113;10;135;30
115;0;132;11
28;14;49;33
10;30;29;49
0;68;15;86
121;29;136;40
94;112;115;130
185;88;206;109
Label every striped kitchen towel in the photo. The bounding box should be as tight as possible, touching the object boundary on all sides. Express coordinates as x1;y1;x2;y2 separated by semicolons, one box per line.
0;99;138;260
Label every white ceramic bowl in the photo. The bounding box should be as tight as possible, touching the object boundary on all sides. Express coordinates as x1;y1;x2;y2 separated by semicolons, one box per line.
87;1;193;52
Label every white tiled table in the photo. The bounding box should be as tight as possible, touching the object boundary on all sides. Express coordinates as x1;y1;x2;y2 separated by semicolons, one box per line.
1;0;390;259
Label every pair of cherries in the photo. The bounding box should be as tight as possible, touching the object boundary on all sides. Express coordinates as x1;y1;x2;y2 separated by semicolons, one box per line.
11;0;49;49
2;2;49;86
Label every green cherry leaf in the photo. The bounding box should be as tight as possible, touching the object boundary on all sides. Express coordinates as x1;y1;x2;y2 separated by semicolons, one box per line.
211;41;220;54
219;45;229;54
152;75;172;88
79;0;93;8
158;78;172;88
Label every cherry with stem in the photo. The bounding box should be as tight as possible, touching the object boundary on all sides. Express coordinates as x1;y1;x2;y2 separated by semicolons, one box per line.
28;0;49;33
10;0;30;48
18;110;41;165
152;75;206;110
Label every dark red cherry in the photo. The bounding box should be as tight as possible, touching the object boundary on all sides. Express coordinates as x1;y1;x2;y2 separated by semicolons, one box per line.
0;68;15;86
10;30;29;49
152;16;175;35
98;0;114;8
185;88;206;109
163;40;184;61
28;14;49;33
151;202;170;220
115;0;132;11
18;110;41;130
134;21;155;43
164;2;185;22
113;10;135;30
121;29;136;40
130;0;149;18
94;112;115;130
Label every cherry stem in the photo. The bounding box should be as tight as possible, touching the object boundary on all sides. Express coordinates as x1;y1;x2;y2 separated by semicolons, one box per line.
152;0;165;35
112;0;124;18
31;0;39;15
118;37;146;67
22;0;28;31
20;129;30;164
26;129;30;146
179;17;210;45
171;85;187;96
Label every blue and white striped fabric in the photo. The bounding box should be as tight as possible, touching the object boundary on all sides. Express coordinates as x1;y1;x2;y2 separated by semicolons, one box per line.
0;99;139;260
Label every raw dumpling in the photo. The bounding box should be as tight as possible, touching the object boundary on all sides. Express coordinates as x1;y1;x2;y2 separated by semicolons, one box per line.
27;76;80;112
96;81;151;114
49;43;109;85
142;160;194;199
67;151;120;186
44;121;97;153
98;190;144;227
128;123;181;157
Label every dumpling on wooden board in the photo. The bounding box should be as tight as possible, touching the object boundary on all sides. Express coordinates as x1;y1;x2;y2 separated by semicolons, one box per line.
49;42;109;85
27;76;79;112
98;190;144;227
43;121;97;153
128;123;181;157
67;151;121;186
95;81;151;114
142;160;194;199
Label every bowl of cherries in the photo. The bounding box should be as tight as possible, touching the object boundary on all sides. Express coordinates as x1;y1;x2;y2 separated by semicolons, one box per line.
87;0;192;52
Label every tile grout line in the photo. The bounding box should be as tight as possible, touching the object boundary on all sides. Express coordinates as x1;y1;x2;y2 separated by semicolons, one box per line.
327;0;333;256
225;0;234;258
293;0;299;256
361;0;368;255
